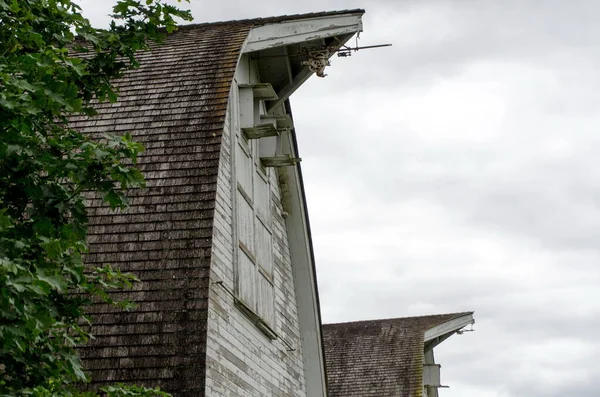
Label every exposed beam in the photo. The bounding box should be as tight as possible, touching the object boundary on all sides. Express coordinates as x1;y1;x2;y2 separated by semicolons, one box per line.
266;67;313;114
241;124;285;139
284;46;294;84
238;83;279;101
266;32;355;113
424;332;454;352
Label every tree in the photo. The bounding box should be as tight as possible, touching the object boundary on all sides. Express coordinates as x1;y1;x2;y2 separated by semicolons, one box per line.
0;1;192;395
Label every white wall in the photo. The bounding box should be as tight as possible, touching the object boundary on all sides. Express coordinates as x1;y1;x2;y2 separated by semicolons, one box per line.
204;55;307;397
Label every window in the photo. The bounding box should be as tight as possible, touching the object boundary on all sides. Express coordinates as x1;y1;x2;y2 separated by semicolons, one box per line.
233;82;276;337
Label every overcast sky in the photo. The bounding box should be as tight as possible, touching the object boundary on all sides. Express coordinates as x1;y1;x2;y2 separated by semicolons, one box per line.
79;1;600;396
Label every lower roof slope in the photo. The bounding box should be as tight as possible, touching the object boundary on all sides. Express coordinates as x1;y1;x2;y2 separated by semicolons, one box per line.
70;21;252;396
323;313;472;397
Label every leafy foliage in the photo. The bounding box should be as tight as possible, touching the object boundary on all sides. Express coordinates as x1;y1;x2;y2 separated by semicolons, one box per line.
0;0;192;395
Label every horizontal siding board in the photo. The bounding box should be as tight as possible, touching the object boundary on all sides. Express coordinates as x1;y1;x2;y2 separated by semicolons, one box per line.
205;57;308;397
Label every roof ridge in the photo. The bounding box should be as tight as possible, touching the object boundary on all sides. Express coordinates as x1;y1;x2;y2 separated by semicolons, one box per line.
323;311;474;327
174;9;366;30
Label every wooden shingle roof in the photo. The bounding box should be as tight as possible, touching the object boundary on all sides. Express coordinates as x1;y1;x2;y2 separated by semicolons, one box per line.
68;10;364;396
71;21;252;396
323;313;472;397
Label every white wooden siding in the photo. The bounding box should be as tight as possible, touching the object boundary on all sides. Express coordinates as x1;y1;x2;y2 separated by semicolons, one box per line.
205;54;307;397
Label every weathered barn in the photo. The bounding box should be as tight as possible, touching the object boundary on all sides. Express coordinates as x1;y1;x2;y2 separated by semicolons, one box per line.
71;10;365;397
323;312;475;397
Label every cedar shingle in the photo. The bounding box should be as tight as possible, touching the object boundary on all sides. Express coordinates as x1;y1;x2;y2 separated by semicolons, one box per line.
75;21;251;396
323;313;472;397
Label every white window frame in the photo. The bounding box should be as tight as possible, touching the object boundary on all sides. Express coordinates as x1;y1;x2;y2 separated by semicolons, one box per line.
232;81;277;339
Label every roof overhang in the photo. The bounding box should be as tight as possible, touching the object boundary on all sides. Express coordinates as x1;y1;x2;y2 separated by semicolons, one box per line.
424;313;475;351
243;13;364;53
240;11;364;115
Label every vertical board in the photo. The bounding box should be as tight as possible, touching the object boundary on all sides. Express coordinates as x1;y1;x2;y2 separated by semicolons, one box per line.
231;82;240;133
423;364;441;387
254;170;270;225
239;87;254;129
255;218;273;275
258;135;277;158
238;249;256;309
236;142;253;197
257;273;275;326
236;191;254;255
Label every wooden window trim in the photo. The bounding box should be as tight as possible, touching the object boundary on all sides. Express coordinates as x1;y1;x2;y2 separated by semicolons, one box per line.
234;80;276;332
239;136;251;155
239;242;256;264
258;267;274;285
237;182;253;207
234;297;277;340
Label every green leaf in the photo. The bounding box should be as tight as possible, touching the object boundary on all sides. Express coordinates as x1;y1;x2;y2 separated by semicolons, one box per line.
37;272;67;292
0;0;189;394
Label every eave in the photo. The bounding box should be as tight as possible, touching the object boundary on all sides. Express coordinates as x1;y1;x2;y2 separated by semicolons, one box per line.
243;13;364;53
241;11;364;115
424;312;475;351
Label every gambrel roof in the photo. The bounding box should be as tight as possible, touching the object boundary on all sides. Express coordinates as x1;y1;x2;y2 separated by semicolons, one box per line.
72;21;251;396
69;10;364;397
323;312;474;397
